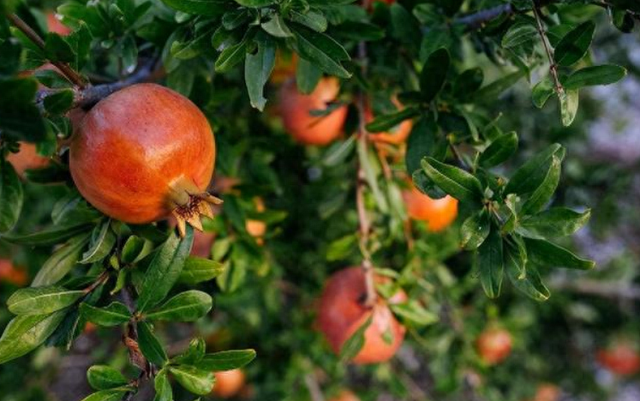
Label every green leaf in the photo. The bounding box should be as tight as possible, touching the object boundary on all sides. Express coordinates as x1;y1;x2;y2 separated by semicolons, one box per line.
479;132;518;168
172;27;216;60
421;157;483;203
452;68;484;99
245;33;276;111
505;143;564;195
389;3;421;50
365;107;419;133
79;388;132;401
0;78;47;142
215;37;249;73
179;257;226;285
291;24;351;78
173;338;206;365
505;242;551;302
420;48;449;102
0;311;65;364
87;365;128;390
296;57;322;94
520;208;591;238
502;22;537;49
476;227;503;298
80;220;116;264
340;315;371;362
7;286;83;315
159;0;229;16
235;0;273;6
137;227;194;312
137;321;168;366
154;369;173;401
262;15;293;37
390;301;438;326
520;155;561;215
80;302;131;327
1;222;92;246
525;238;595;270
419;28;452;63
43;89;74;114
195;349;257;371
554;21;595;67
358;139;388;213
558;89;579;127
472;71;524;102
145;290;212;322
332;21;385;41
51;193;102;225
460;210;491;250
44;33;75;63
121;235;147;264
531;77;554;108
289;10;328;33
563;65;627;90
169;365;215;395
0;158;23;233
406;117;440;176
32;234;90;287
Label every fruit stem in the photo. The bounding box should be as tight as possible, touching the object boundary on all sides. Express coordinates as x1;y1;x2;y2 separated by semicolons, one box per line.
355;41;378;308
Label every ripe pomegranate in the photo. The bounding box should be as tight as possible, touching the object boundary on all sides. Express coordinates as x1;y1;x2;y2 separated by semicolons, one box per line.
69;84;220;235
6;142;50;178
212;369;245;398
476;327;513;365
317;267;406;364
0;259;28;286
278;77;348;146
527;384;561;401
403;186;458;231
329;390;360;401
270;51;298;85
366;97;413;145
245;198;266;245
597;341;640;375
47;12;71;35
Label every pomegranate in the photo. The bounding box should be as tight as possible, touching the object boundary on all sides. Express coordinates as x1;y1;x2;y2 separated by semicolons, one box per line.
278;77;348;146
47;12;71;36
403;186;458;231
270;51;298;85
6;142;50;178
476;327;513;365
0;259;28;286
597;341;640;376
69;83;220;235
528;384;561;401
317;267;406;364
366;97;413;145
245;197;266;245
212;369;245;398
329;390;360;401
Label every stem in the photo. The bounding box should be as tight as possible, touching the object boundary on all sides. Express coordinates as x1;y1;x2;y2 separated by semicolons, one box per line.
532;4;564;95
355;41;377;308
7;13;86;88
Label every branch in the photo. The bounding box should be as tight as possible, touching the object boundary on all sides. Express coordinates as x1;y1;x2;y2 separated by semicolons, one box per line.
355;41;377;309
7;13;86;88
532;3;564;95
36;58;160;110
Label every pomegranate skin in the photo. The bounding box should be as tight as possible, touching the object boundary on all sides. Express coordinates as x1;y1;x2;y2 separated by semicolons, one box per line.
476;328;513;365
278;78;348;146
70;83;215;224
597;342;640;376
317;267;406;365
7;142;50;177
212;369;245;398
403;186;458;231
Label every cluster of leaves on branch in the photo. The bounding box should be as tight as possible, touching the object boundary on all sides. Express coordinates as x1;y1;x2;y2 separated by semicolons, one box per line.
1;0;639;400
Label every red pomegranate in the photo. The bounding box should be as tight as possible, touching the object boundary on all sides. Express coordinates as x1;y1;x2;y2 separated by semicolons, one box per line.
476;327;513;365
6;142;50;178
212;369;245;398
278;77;348;146
597;341;640;376
69;84;220;235
317;267;406;364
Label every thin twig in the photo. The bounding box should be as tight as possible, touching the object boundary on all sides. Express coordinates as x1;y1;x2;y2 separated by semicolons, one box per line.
355;41;377;308
532;3;564;95
7;13;86;88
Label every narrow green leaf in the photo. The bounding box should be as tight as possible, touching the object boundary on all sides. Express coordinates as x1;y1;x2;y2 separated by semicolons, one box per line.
520;208;591;238
0;311;65;364
525;238;595;270
169;365;215;395
472;71;524;102
420;48;449;102
531;77;554;108
32;234;90;287
291;24;351;78
479;132;518;168
195;349;257;371
289;10;327;33
390;301;438;326
43;89;74;114
340;315;372;363
559;89;579;127
79;388;132;401
296;57;322;95
138;227;193;312
87;365;128;390
505;242;551;301
215;38;249;73
245;33;276;111
144;290;212;322
1;222;92;246
121;235;147;264
563;65;627;90
7;286;83;315
159;0;229;17
421;157;483;203
502;22;537;49
0;158;23;233
261;15;293;37
365;107;419;133
460;210;491;250
80;220;116;264
520;155;561;215
80;302;131;327
505;143;564;195
476;227;503;298
554;21;595;67
137;321;168;366
179;257;225;285
154;369;173;401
